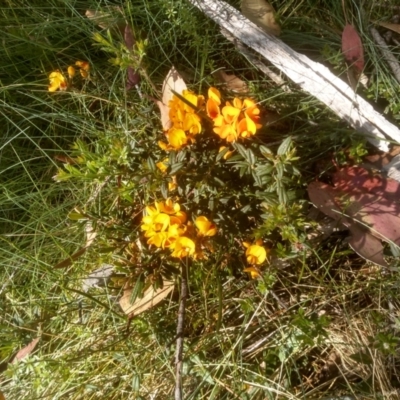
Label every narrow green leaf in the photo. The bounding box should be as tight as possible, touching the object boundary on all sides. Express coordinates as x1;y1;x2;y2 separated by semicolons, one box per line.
276;162;284;179
277;136;292;155
147;157;156;171
169;162;184;175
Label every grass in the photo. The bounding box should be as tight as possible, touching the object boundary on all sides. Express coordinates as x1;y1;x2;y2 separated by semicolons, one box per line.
1;0;400;399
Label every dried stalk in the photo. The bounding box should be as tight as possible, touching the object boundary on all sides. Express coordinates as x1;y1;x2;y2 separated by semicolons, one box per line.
174;261;188;400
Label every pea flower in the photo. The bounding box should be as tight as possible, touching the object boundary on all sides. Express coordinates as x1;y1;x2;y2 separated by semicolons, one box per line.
206;87;261;142
243;239;267;265
170;236;196;258
67;66;76;78
243;266;262;279
195;216;217;237
48;70;67;92
75;60;90;78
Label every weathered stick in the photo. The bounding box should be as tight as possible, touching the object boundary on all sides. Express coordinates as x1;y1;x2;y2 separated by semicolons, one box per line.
370;27;400;84
188;0;400;151
174;262;188;400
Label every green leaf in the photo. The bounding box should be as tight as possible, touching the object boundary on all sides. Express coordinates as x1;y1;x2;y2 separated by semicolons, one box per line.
161;182;168;199
260;145;274;160
233;142;248;160
147;157;156;171
246;148;256;165
252;170;263;187
255;164;273;176
277;136;292;155
275;162;284;179
169;162;184;175
68;211;87;221
130;274;145;303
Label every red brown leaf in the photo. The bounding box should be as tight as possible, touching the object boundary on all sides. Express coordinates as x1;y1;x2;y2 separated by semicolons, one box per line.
342;24;364;73
12;338;40;363
308;166;400;266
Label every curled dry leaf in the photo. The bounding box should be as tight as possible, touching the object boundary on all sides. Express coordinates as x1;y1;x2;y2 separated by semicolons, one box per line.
213;69;249;93
376;22;400;35
156;66;187;130
241;0;281;36
12;338;40;364
119;280;174;316
342;24;365;73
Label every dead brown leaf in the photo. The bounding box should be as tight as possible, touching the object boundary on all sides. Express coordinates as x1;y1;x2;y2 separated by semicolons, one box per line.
12;338;40;363
156;67;187;130
213;69;249;93
119;280;174;316
242;0;281;36
377;22;400;35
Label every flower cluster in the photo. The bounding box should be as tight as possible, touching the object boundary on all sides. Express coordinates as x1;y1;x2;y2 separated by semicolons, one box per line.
243;239;268;279
48;60;90;92
206;87;261;142
159;90;205;151
141;199;217;259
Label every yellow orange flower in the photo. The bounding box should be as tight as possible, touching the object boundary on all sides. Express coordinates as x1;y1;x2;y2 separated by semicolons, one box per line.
67;66;76;78
48;70;67;92
195;216;217;237
171;236;196;258
75;61;90;78
218;146;234;160
243;240;267;265
168;90;203;135
243;266;261;279
168;128;188;150
158;198;181;215
75;60;90;70
156;158;169;173
168;176;177;191
206;87;221;119
206;87;262;142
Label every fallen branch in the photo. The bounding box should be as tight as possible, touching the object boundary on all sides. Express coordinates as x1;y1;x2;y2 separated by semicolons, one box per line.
187;0;400;151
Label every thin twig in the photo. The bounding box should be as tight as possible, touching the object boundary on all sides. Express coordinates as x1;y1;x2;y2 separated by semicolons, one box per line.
174;260;188;400
370;27;400;84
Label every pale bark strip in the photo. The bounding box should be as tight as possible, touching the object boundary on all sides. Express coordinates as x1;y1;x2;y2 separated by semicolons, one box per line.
370;27;400;84
188;0;400;151
174;262;188;400
220;28;291;92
